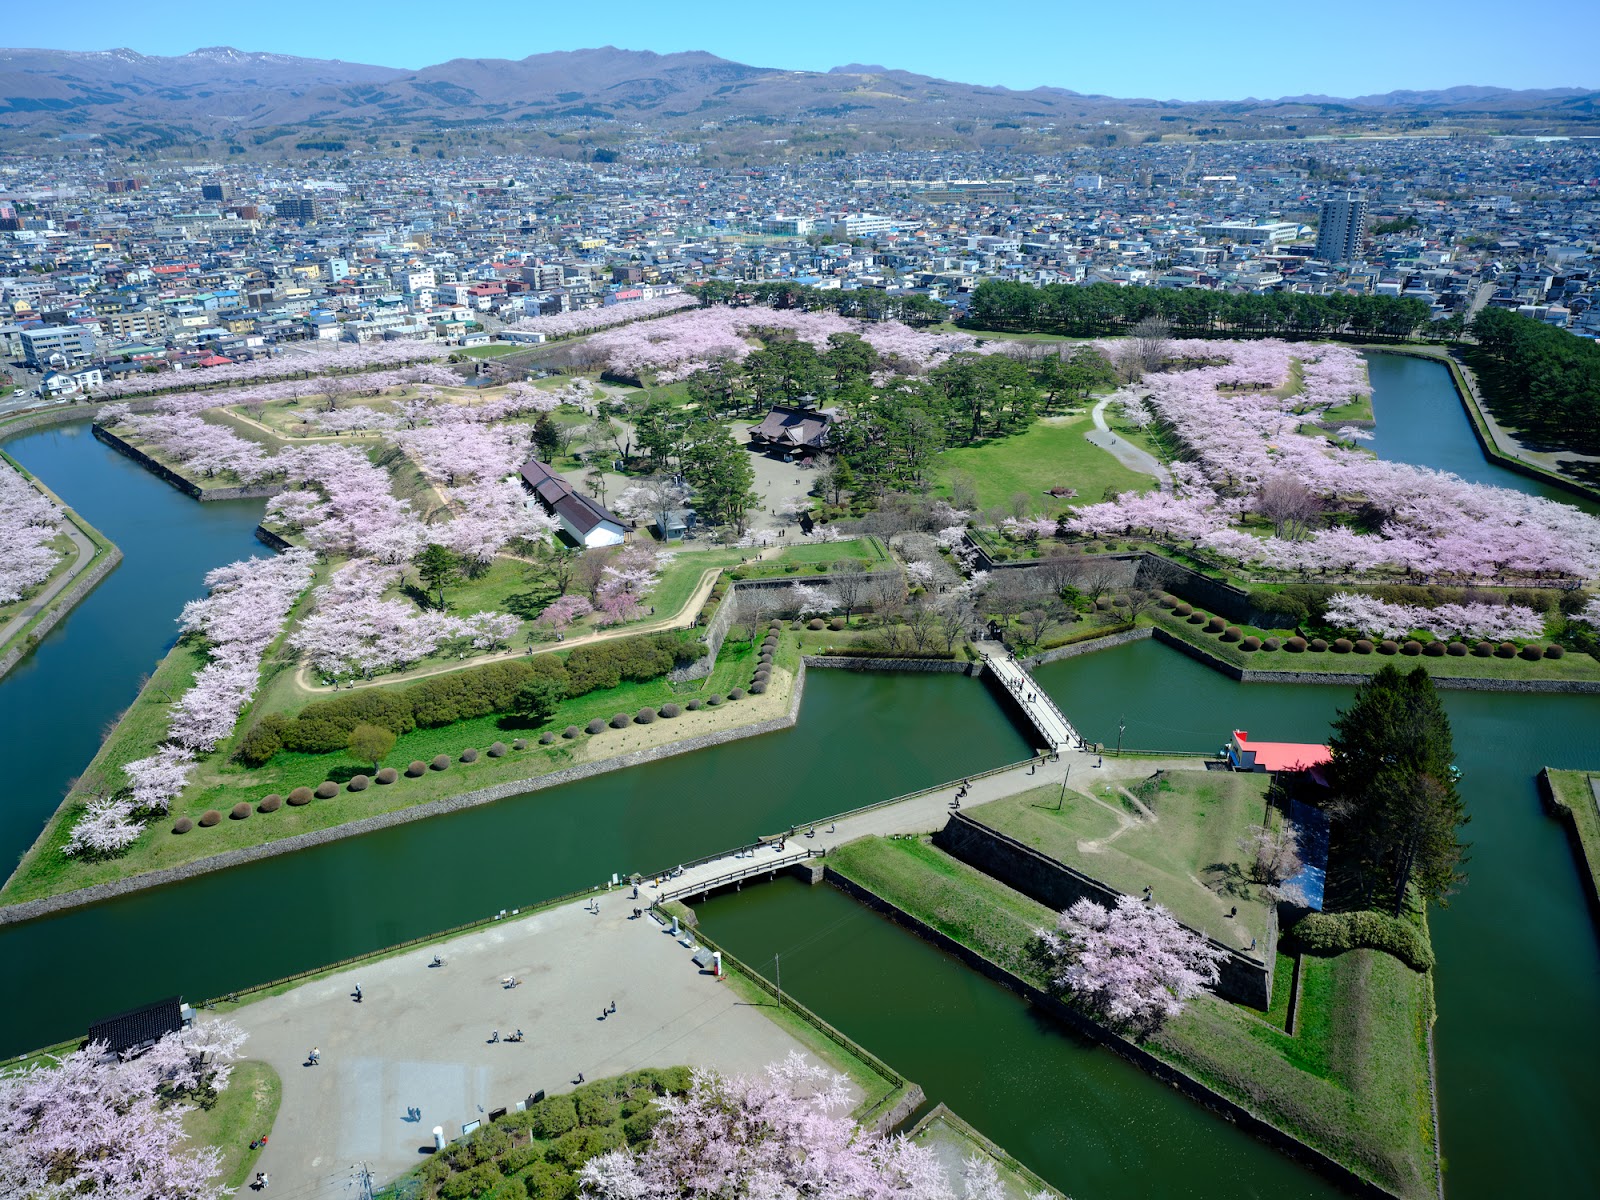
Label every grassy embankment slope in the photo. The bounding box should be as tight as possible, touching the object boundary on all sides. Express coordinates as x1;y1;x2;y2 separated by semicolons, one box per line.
1543;768;1600;906
826;834;1439;1200
0;625;800;907
0;450;119;658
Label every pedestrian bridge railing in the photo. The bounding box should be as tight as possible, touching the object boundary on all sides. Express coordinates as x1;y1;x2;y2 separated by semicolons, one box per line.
655;848;818;904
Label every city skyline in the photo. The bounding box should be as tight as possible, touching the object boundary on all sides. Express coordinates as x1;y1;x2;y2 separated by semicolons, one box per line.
5;0;1598;102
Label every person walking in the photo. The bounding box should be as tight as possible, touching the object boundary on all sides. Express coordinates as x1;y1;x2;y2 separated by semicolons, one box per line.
354;983;362;1003
309;1046;320;1066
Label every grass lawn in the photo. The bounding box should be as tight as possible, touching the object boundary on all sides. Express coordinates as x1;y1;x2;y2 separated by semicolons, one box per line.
182;1059;282;1193
0;632;800;906
936;414;1157;514
827;836;1439;1200
457;343;524;358
1148;606;1600;682
727;537;890;581
967;772;1278;949
910;1106;1063;1200
1545;768;1600;904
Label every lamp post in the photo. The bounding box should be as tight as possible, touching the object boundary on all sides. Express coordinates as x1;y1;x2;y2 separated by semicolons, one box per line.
1056;763;1071;810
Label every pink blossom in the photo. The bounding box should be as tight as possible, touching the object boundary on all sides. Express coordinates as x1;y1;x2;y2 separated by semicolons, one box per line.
0;459;67;603
538;594;594;629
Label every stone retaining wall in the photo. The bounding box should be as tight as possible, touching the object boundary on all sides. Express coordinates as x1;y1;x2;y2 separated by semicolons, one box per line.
0;662;809;927
1537;768;1600;919
932;812;1273;1009
1023;624;1152;668
1151;625;1600;694
802;655;979;675
0;546;122;682
824;868;1403;1200
92;424;283;501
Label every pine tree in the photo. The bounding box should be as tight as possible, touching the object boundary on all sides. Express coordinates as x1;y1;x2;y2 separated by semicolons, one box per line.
1326;665;1469;914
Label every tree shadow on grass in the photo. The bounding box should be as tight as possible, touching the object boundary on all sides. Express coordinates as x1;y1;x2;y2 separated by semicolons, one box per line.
1202;860;1253;902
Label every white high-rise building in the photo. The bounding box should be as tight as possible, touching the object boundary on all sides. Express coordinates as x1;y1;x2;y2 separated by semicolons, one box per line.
1315;193;1369;263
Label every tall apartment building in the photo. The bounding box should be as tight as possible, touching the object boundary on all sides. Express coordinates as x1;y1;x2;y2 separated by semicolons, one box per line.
274;197;324;222
1314;193;1369;263
202;182;236;202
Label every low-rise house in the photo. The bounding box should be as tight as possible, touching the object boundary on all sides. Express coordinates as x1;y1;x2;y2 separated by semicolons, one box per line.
519;458;629;547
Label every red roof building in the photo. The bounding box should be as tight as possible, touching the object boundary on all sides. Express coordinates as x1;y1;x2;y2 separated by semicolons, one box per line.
1227;730;1331;775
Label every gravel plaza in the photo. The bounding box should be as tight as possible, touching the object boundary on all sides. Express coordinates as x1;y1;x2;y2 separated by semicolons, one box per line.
223;891;839;1196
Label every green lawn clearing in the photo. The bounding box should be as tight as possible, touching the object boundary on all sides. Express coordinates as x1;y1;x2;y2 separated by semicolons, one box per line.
936;414;1157;514
182;1059;281;1193
1544;769;1600;906
967;771;1277;950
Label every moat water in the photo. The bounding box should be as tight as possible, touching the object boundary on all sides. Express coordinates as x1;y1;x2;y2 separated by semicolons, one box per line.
1;356;1596;1198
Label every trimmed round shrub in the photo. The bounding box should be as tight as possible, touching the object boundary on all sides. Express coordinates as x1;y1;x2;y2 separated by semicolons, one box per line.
1160;593;1179;609
539;731;555;744
511;739;528;751
1495;641;1517;659
198;810;222;827
586;718;606;734
685;699;702;711
635;708;656;724
754;668;771;683
406;761;426;778
1241;636;1261;651
1520;643;1545;660
1401;640;1422;656
347;774;370;792
1308;638;1328;653
1447;641;1469;656
706;694;723;706
1285;636;1307;653
1095;599;1112;611
1423;641;1446;657
1112;595;1129;608
829;617;846;631
1472;640;1494;657
1262;637;1281;651
487;742;507;758
288;787;314;805
1220;625;1241;642
729;687;746;700
1331;638;1353;654
258;793;283;812
610;712;631;729
1354;639;1374;654
1547;643;1566;659
762;639;779;653
563;725;580;739
1378;640;1399;655
375;767;399;785
172;817;193;834
460;747;479;763
759;652;774;665
769;619;784;630
750;681;768;693
314;781;339;799
807;618;825;630
1187;612;1206;625
431;755;450;771
660;703;681;718
230;802;251;820
1173;604;1193;617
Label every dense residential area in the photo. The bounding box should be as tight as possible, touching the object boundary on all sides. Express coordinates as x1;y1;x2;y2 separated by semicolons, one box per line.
3;135;1600;402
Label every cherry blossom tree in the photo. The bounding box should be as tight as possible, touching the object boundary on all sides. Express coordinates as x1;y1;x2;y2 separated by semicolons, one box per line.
0;460;67;603
537;594;594;629
0;1019;248;1200
577;1053;1040;1200
504;293;697;338
1035;894;1225;1030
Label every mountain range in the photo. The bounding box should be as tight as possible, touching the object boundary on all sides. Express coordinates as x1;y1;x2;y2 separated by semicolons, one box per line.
1;45;1595;157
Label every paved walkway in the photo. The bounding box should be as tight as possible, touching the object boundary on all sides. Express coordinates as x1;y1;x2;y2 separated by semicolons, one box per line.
224;893;839;1198
1087;394;1172;491
645;749;1193;908
0;505;95;654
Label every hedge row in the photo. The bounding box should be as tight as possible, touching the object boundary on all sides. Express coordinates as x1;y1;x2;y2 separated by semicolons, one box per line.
239;633;703;765
1287;910;1435;972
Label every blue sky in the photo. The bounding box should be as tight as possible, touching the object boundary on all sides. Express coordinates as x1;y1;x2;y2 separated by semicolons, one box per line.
7;0;1597;101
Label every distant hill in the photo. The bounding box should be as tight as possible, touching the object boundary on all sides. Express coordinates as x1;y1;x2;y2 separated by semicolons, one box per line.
0;44;1594;156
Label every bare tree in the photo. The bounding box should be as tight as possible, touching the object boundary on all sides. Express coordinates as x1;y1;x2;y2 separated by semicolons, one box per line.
829;564;872;623
740;587;784;642
1008;491;1033;520
1034;545;1083;597
1240;823;1304;887
1131;315;1172;374
1072;558;1125;611
1256;474;1323;541
934;597;969;653
574;546;615;601
948;471;978;513
1122;588;1159;624
902;594;939;652
1017;603;1065;650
